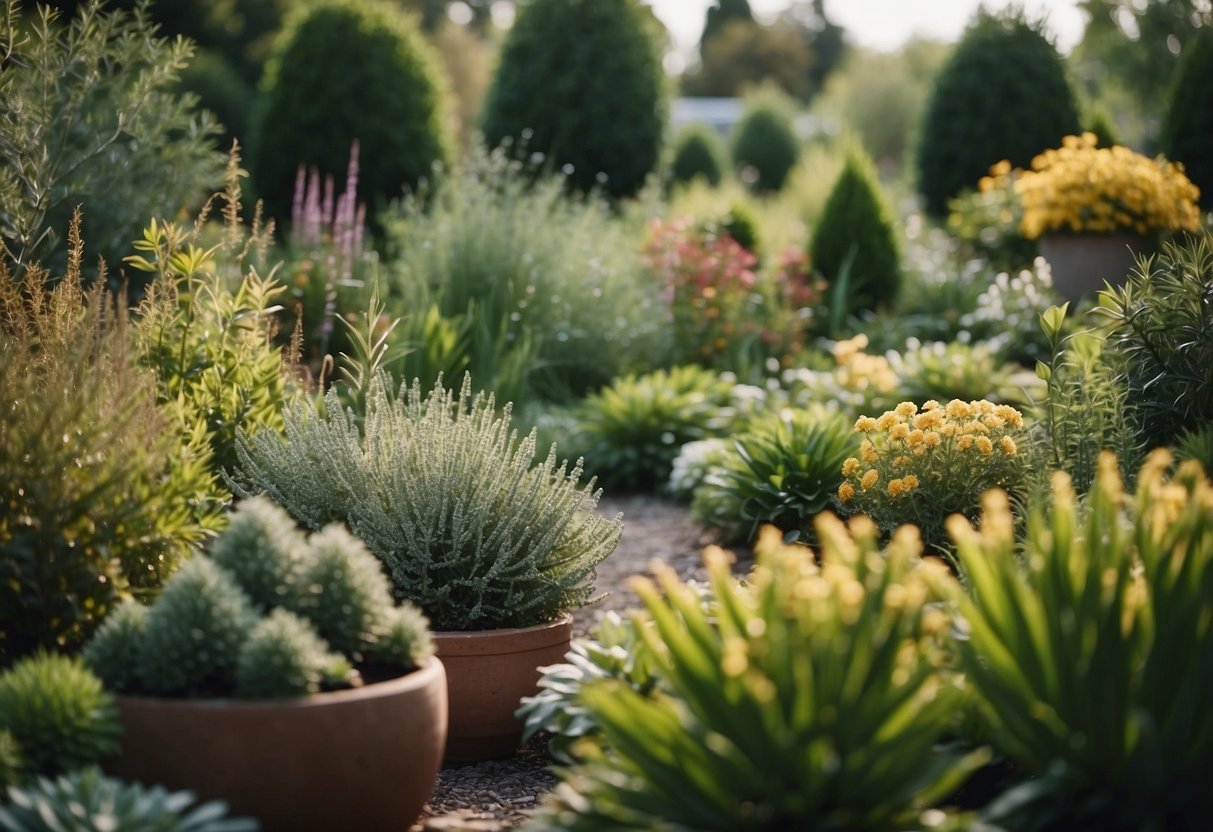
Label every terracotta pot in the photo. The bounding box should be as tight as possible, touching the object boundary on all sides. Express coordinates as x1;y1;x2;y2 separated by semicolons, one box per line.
1038;232;1149;302
107;657;447;832
434;614;573;763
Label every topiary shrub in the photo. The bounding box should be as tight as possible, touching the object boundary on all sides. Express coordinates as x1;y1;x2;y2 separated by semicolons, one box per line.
668;124;727;188
809;145;901;315
0;767;258;832
1161;27;1213;210
730;87;801;192
235;609;351;700
208;496;309;613
916;8;1080;217
250;0;452;224
0;654;119;781
81;603;148;696
481;0;666;199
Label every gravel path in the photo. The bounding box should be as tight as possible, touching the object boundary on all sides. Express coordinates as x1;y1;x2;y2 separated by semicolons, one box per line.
411;495;750;831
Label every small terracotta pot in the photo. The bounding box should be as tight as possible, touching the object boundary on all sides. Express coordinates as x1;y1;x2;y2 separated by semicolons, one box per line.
434;614;573;763
107;658;447;832
1039;232;1149;302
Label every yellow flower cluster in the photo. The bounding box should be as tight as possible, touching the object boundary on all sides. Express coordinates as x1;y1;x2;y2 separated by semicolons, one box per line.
980;133;1202;239
832;333;898;395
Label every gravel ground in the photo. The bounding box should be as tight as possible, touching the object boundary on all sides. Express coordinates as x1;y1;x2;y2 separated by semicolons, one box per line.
411;494;751;831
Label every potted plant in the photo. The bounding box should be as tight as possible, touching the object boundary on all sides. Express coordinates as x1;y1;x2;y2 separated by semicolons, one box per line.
231;372;623;761
82;498;446;832
978;132;1202;300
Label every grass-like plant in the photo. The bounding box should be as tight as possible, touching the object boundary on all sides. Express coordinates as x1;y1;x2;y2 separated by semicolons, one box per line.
233;373;622;631
948;450;1213;830
0;654;119;782
0;767;257;832
691;407;858;544
570;366;736;492
0;220;219;661
529;521;985;830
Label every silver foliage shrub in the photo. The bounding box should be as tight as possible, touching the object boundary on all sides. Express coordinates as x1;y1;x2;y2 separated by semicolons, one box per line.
232;373;622;631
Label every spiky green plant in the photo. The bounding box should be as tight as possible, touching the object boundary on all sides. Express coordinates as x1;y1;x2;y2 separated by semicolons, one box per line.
692;407;858;544
0;731;20;791
948;451;1213;830
208;496;308;613
528;520;986;830
233;373;622;631
136;558;258;697
235;609;351;700
1176;423;1213;475
0;654;119;781
81;602;148;695
289;524;396;656
571;366;736;492
366;604;435;672
0;767;258;832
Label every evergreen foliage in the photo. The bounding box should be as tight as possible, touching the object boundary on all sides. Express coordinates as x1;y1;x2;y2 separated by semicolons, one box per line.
810;145;901;314
669;124;728;188
235;609;344;700
250;0;452;224
81;603;148;696
916;9;1080;217
368;605;436;670
0;654;119;781
699;0;753;55
730;88;801;192
1161;27;1213;209
208;496;309;613
482;0;667;199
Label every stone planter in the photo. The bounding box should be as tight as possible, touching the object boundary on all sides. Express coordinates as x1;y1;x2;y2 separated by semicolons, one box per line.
107;657;447;832
1038;232;1149;302
435;614;573;763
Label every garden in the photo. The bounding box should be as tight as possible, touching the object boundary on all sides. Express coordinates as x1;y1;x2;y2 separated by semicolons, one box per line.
2;0;1212;830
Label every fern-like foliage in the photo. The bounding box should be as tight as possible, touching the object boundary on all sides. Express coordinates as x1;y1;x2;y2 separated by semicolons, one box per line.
233;373;622;631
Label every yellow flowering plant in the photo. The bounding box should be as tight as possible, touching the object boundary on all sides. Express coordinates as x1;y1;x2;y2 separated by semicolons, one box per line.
836;399;1028;557
980;132;1201;239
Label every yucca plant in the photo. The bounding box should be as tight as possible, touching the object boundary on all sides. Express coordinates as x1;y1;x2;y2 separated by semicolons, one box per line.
528;520;986;831
571;366;736;492
232;372;622;631
948;450;1213;831
0;654;119;782
692;407;858;544
0;767;257;832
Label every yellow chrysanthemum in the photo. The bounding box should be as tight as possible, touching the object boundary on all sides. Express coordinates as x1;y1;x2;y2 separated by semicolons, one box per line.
861;469;879;491
976;436;994;455
842;457;861;476
895;402;917;418
1000;435;1017;456
837;482;855;503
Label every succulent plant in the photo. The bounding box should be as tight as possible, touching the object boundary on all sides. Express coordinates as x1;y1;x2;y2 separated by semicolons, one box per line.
208;496;309;613
288;524;396;656
0;767;258;832
0;654;119;780
367;604;435;672
81;601;148;694
136;557;258;697
235;609;352;700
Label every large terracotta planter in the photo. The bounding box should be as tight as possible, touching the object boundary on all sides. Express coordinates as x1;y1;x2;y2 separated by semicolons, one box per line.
435;614;573;763
107;657;447;832
1038;232;1149;302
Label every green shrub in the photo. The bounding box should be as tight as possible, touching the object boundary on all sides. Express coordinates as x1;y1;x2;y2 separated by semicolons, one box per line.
730;87;801;193
571;366;736;492
233;373;623;631
669;124;727;188
235;609;348;700
0;732;20;791
81;603;148;696
949;451;1213;830
289;525;396;656
0;654;119;782
916;8;1080;217
482;0;666;199
891;341;1022;405
1099;233;1213;450
1161;28;1213;209
0;767;258;832
127;153;294;481
1176;424;1213;474
0;243;219;662
366;604;435;671
385;144;663;406
810;145;901;315
529;520;985;830
0;0;224;275
250;0;452;224
136;558;258;697
177;49;253;150
692;408;858;544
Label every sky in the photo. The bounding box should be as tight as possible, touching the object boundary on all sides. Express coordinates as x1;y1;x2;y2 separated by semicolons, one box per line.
649;0;1088;58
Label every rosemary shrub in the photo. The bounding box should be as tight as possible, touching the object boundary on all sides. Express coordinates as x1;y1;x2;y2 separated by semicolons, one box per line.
233;373;622;631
